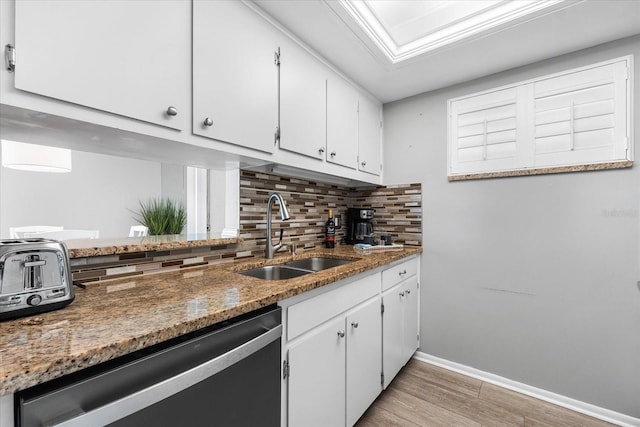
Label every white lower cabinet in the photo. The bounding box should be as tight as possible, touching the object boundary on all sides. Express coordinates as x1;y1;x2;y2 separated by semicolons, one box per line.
382;259;420;389
345;297;382;426
281;255;419;426
288;315;346;427
281;272;382;427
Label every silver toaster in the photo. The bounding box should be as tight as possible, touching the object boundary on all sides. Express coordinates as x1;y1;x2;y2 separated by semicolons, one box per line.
0;239;75;321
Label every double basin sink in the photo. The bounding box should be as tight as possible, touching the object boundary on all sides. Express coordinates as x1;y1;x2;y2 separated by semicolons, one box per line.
238;257;354;280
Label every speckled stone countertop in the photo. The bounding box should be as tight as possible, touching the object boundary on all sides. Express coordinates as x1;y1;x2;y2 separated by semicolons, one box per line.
0;245;421;396
65;233;240;258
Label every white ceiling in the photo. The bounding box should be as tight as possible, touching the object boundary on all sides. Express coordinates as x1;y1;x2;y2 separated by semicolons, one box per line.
252;0;640;103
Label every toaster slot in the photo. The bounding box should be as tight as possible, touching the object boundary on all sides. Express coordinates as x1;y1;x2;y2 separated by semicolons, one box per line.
24;254;45;289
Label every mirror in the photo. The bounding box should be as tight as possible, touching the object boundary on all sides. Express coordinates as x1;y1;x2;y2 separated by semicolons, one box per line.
0;141;239;241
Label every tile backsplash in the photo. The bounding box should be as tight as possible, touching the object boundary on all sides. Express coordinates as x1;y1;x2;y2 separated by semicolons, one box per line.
71;170;422;283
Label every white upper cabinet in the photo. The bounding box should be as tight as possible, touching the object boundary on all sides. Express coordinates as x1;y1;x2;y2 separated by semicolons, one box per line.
448;57;631;178
13;0;189;130
192;1;279;153
279;39;327;160
327;74;358;169
358;96;382;175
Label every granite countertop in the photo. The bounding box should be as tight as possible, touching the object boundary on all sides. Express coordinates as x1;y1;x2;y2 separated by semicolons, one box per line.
0;245;421;396
65;233;240;258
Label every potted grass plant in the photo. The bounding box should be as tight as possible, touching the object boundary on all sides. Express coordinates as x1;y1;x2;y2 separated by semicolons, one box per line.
133;198;187;235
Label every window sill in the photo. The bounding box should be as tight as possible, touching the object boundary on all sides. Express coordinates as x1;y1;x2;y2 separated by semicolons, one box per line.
448;160;633;182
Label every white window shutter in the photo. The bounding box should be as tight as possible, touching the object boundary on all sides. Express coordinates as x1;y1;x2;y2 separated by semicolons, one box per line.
448;57;631;179
532;60;629;167
449;87;524;175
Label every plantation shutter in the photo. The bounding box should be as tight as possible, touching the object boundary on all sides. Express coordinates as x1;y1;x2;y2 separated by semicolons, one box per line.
533;60;629;167
449;87;525;175
448;57;631;179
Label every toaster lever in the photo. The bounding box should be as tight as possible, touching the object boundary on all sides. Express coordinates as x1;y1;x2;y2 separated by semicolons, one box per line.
24;260;46;268
24;255;44;289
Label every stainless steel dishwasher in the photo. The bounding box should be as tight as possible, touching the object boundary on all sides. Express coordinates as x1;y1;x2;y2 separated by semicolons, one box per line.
16;305;281;427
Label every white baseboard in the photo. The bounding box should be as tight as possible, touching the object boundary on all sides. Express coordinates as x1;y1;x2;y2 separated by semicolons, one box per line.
414;352;640;427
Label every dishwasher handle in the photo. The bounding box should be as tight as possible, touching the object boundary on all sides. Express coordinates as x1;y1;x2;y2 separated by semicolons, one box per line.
48;324;282;427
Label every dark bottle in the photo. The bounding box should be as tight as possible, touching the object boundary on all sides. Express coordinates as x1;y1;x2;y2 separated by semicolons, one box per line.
325;209;336;248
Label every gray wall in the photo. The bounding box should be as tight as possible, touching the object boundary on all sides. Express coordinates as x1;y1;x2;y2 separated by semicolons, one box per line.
383;35;640;417
1;149;161;238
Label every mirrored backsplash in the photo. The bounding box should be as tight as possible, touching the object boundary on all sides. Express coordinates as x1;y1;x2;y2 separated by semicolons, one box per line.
0;141;239;240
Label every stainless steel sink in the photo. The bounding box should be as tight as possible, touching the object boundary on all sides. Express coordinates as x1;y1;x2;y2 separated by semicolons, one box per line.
238;265;312;280
238;257;355;280
284;257;354;271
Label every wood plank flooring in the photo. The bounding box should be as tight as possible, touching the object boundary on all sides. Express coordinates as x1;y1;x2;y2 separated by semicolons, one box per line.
355;359;618;427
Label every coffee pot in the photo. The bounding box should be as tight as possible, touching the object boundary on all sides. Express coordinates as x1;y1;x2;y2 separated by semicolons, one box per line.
346;208;375;244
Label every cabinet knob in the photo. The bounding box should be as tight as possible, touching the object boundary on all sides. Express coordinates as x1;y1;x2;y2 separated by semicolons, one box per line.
319;147;325;155
203;117;214;127
399;291;405;297
166;106;178;116
330;151;336;158
351;321;359;328
406;289;411;295
361;161;367;167
337;330;345;338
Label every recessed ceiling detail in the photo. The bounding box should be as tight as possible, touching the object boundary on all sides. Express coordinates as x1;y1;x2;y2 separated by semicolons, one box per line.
253;0;640;103
333;0;580;64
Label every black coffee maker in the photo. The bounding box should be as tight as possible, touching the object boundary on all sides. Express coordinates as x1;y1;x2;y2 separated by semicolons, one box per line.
346;208;375;244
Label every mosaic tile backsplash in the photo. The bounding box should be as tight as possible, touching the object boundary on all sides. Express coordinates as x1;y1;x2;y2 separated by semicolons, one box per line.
71;170;422;283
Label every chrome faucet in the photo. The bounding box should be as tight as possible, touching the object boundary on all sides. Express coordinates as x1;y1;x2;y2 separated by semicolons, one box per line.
266;193;291;259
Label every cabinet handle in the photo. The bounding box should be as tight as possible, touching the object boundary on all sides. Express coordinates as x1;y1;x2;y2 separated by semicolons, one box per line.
399;291;405;297
330;151;336;158
398;269;407;276
351;321;359;328
203;117;214;127
318;147;325;155
361;161;367;167
166;106;178;116
337;330;345;338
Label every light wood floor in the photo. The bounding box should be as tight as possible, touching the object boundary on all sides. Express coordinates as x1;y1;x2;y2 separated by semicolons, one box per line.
356;358;618;427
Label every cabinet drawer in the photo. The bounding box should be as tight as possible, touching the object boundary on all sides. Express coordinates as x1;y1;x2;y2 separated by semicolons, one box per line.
287;273;380;341
382;258;417;292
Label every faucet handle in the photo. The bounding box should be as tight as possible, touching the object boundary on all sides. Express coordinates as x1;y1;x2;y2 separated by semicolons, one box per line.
278;228;284;245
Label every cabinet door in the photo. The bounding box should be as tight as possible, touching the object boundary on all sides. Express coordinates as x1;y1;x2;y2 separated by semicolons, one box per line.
193;1;279;153
402;276;420;361
279;40;327;159
358;96;382;175
14;0;189;130
288;315;346;427
382;283;404;389
346;297;382;427
327;75;358;169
